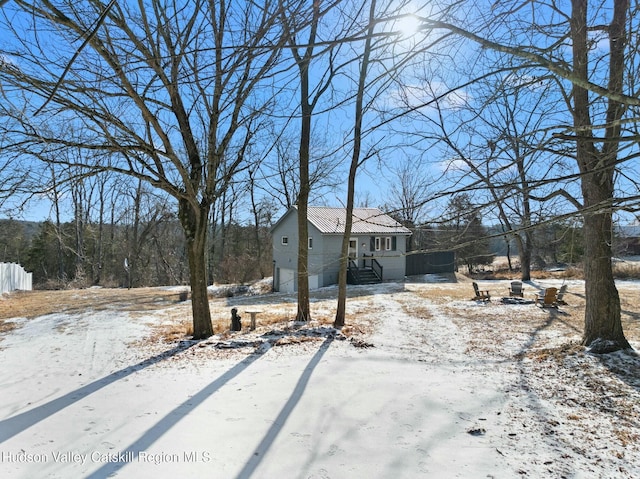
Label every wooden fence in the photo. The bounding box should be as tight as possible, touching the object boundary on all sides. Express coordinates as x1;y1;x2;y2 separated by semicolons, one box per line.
0;263;33;294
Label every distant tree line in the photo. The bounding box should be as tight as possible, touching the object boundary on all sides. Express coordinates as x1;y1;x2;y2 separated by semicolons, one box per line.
0;195;273;290
397;192;588;274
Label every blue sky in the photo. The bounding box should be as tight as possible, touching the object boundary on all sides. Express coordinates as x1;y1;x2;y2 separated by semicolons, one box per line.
1;0;639;228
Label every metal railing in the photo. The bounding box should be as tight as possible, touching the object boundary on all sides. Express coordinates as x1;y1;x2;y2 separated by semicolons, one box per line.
348;256;382;284
370;258;383;281
362;254;383;281
347;259;361;284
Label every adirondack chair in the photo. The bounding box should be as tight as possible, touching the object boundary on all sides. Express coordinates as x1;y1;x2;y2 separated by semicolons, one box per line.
472;282;491;301
508;281;525;297
556;284;568;305
535;287;558;308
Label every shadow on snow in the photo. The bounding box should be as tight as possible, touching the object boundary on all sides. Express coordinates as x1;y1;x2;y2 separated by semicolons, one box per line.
0;342;197;444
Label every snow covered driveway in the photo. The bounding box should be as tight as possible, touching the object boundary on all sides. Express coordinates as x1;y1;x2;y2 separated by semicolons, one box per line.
0;281;638;478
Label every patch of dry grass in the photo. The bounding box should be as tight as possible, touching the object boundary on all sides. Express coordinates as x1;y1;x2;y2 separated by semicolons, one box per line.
0;287;189;344
523;341;585;362
613;262;640;279
476;260;640;282
2;278;639;351
411;278;639;359
615;428;640;448
0;317;20;335
402;304;433;320
0;288;186;320
145;296;343;344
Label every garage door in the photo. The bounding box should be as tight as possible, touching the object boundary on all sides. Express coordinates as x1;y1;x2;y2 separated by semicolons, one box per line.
279;268;295;294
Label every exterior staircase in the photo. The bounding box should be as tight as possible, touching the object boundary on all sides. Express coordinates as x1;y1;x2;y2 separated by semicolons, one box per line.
347;257;383;285
353;268;381;284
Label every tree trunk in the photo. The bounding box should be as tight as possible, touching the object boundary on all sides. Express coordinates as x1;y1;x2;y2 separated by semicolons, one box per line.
249;171;265;278
179;198;214;339
505;236;512;272
517;232;533;282
335;0;376;328
95;179;105;285
572;0;630;352
50;168;65;281
334;167;356;327
296;197;311;322
73;181;85;279
294;22;314;323
581;208;629;351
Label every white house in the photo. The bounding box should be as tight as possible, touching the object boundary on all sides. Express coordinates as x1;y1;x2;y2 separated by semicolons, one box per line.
271;206;412;293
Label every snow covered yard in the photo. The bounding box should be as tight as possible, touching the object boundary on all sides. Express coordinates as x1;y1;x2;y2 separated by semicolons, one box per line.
0;277;639;478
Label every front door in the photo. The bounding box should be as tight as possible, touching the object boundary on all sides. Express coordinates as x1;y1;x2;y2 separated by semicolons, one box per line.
348;238;358;260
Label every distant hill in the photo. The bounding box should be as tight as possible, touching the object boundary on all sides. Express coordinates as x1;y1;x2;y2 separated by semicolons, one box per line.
0;218;42;240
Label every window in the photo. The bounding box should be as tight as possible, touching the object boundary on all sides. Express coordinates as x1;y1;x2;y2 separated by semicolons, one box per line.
281;236;289;245
374;237;381;251
308;237;313;249
385;237;392;251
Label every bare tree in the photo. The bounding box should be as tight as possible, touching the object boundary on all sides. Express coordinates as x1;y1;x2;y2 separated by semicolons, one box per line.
417;0;638;351
268;136;301;210
441;193;493;273
0;0;288;338
334;0;377;328
280;0;344;322
248;168;272;279
381;158;435;251
570;0;631;351
429;72;573;281
333;0;440;327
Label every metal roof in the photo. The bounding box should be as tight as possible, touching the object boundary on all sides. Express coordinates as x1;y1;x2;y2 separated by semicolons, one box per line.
306;207;412;235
